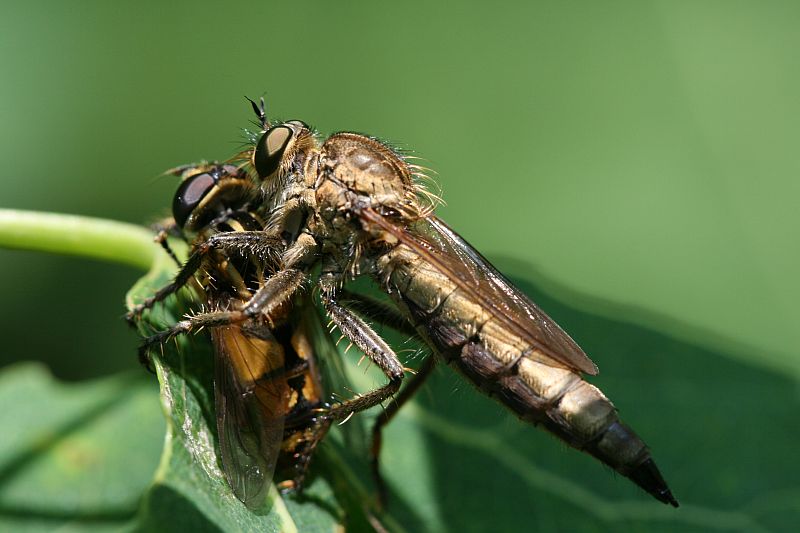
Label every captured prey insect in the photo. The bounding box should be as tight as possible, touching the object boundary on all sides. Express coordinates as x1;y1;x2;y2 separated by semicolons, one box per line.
131;99;678;508
134;163;334;507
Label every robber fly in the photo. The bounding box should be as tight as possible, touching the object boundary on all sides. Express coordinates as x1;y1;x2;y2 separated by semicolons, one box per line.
136;163;332;508
132;100;678;508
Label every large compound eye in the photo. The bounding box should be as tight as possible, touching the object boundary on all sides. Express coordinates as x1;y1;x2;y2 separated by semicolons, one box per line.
253;125;293;178
172;171;217;228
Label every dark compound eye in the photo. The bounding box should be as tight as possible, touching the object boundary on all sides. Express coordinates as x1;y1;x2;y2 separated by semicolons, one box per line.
253;125;293;178
172;171;217;228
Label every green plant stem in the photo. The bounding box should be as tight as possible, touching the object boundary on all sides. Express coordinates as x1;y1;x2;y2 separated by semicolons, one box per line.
0;209;157;272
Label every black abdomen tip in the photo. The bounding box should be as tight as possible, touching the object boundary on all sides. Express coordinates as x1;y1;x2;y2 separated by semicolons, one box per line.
629;457;679;507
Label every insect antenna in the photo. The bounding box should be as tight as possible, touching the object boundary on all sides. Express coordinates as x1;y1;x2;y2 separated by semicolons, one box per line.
245;96;270;130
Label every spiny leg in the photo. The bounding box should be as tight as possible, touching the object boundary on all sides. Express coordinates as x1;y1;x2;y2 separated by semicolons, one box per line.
126;231;283;323
337;289;438;507
290;284;424;497
318;275;405;423
283;290;424;496
138;268;306;367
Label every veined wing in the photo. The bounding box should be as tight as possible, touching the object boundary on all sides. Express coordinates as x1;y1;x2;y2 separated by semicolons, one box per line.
211;321;289;509
360;209;598;375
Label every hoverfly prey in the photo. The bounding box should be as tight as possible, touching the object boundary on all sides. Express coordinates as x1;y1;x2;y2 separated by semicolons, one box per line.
135;163;331;507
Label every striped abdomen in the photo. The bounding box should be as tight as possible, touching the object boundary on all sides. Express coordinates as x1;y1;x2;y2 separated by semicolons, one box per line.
377;244;677;506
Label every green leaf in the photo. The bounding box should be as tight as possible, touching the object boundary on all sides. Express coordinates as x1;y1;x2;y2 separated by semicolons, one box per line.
0;363;163;533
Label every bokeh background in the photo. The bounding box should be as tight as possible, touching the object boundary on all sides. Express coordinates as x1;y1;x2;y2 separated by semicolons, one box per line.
1;1;797;532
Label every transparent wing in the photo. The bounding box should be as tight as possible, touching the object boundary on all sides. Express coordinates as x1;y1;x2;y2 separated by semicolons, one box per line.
211;322;289;508
360;209;598;375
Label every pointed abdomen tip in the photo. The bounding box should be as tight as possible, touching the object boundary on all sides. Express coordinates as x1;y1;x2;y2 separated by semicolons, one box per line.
629;457;679;507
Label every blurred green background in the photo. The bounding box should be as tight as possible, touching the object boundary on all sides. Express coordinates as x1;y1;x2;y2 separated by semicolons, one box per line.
0;1;797;532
